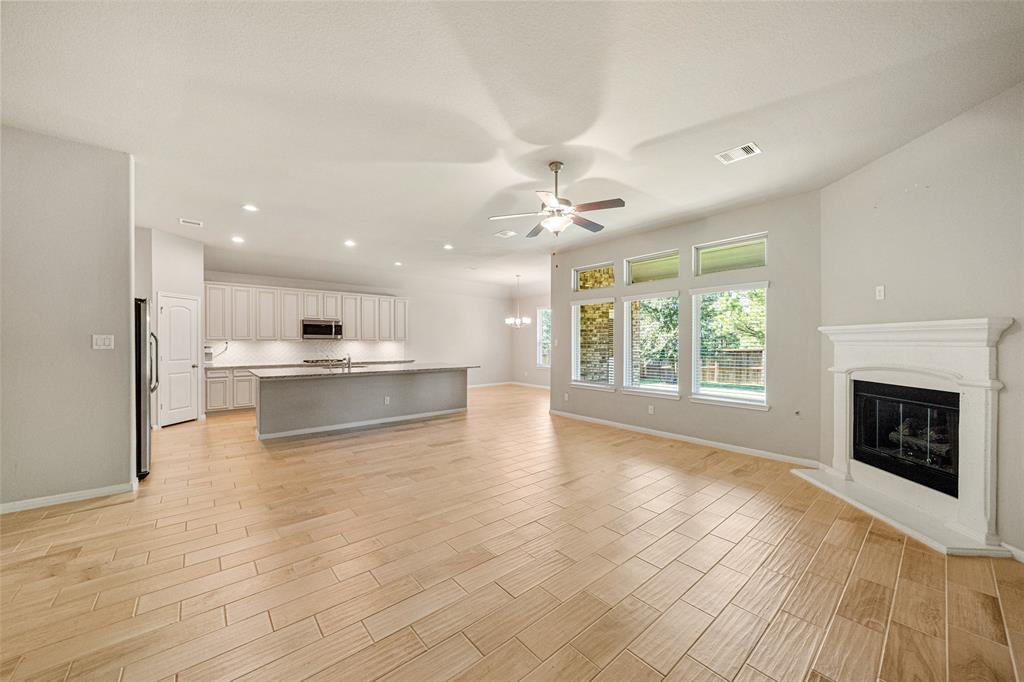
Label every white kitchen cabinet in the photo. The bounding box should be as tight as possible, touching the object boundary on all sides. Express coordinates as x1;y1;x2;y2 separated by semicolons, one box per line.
255;288;278;340
205;284;230;340
359;296;379;340
230;287;254;340
323;292;342;321
302;291;321;319
205;370;230;411
378;297;395;341
232;371;256;408
342;294;360;340
280;290;301;340
394;298;408;341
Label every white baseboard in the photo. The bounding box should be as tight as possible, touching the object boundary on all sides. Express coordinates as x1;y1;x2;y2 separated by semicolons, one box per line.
509;382;550;389
470;381;549;389
1002;541;1024;562
0;481;135;514
549;409;817;468
257;408;466;440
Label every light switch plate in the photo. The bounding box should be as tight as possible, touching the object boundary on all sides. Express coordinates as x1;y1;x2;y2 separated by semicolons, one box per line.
875;285;885;300
92;334;114;350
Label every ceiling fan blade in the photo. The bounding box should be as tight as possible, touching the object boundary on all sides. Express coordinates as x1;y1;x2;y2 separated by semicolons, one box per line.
536;191;560;209
572;215;604;233
573;198;625;213
525;223;545;238
488;211;545;221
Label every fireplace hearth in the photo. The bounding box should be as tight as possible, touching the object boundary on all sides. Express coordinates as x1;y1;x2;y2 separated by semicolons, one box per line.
852;380;959;497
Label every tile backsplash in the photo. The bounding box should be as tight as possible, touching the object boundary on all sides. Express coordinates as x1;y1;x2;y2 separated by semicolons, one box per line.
208;339;406;367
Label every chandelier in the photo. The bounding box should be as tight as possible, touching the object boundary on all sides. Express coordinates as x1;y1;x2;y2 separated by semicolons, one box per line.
505;275;532;328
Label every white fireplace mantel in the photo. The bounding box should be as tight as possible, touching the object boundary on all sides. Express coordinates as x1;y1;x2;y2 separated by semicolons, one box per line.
798;317;1013;556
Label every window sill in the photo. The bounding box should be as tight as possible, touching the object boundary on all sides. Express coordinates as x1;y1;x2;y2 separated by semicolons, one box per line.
622;388;680;400
689;394;770;411
571;382;615;393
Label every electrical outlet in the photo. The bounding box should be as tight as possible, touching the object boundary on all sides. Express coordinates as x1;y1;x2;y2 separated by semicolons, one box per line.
875;285;885;300
92;334;114;350
554;339;558;347
384;395;390;406
648;404;655;415
563;392;569;402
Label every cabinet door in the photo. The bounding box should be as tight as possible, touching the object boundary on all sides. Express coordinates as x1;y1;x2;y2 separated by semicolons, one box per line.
280;290;301;340
231;287;254;339
206;378;230;411
205;284;230;340
378;298;395;341
302;291;321;319
255;288;278;340
342;294;360;340
360;296;379;341
232;374;255;408
394;298;408;341
323;293;342;321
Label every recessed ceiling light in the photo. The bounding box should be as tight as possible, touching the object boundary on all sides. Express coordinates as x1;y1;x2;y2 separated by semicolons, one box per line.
443;244;454;250
242;204;260;212
344;239;356;247
393;261;403;267
494;230;518;239
232;236;245;243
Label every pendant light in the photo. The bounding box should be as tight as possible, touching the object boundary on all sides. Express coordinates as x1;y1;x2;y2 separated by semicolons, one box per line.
505;275;532;328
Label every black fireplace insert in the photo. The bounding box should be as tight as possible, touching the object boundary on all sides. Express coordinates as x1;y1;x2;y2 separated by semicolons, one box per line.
852;380;959;497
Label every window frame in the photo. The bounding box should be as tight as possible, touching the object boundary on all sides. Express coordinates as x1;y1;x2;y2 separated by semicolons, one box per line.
622;290;681;400
572;261;615;292
571;297;616;391
690;280;770;410
624;250;681;286
692;232;767;277
536;307;552;369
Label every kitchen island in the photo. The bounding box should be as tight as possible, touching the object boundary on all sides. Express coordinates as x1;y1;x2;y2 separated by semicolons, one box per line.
250;362;479;440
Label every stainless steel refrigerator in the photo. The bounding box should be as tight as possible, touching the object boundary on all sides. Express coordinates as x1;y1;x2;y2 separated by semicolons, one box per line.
134;298;158;479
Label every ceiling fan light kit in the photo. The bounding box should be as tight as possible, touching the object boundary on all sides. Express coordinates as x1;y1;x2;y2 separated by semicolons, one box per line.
505;275;532;328
489;161;625;238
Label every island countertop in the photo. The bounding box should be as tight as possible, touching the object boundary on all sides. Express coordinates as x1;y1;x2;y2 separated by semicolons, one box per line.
250;362;480;381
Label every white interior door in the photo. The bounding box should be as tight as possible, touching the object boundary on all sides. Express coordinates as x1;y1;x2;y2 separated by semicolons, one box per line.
158;293;199;426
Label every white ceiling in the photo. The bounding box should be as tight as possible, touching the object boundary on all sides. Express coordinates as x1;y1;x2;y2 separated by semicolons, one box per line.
3;2;1022;293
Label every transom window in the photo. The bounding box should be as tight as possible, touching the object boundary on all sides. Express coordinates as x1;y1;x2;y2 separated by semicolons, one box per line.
623;293;679;394
627;251;680;285
695;234;767;276
573;263;615;291
692;283;768;404
572;299;615;387
536;308;552;368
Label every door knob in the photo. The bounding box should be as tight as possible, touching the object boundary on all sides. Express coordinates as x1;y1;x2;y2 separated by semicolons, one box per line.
192;364;198;368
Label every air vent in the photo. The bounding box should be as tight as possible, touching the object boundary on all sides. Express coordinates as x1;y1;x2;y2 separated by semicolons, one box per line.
179;218;204;227
493;229;518;239
715;142;762;165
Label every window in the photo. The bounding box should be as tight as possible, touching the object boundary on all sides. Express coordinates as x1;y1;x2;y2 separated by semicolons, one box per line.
692;283;767;405
695;234;766;276
536;308;552;368
574;263;615;291
627;251;679;285
572;299;615;387
623;293;679;394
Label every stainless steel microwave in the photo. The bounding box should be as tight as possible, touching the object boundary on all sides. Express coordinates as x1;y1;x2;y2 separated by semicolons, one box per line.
301;319;343;339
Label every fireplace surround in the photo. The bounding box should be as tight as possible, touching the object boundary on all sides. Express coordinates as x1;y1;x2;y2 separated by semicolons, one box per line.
803;318;1013;556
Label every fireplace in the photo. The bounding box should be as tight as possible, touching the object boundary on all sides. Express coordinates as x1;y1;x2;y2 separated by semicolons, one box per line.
852;380;959;497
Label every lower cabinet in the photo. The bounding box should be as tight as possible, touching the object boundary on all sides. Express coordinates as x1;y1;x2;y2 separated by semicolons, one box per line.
206;369;257;411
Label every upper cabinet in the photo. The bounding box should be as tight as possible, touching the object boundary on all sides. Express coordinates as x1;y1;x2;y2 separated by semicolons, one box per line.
204;282;406;343
205;284;230;340
255;288;279;340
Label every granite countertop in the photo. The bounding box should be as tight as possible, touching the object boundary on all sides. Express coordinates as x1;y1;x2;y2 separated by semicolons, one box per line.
250;362;479;380
206;359;415;370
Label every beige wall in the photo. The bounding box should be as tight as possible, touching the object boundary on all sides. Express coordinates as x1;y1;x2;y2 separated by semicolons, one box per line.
819;83;1024;549
550;191;822;462
511;293;551;387
1;127;134;506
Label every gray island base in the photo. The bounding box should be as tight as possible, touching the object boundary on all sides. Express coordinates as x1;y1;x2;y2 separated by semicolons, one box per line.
250;363;479;440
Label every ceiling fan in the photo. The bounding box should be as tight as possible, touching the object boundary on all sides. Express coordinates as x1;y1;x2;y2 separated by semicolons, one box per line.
489;161;625;238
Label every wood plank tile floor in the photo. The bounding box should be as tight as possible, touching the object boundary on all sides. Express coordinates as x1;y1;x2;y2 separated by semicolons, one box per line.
1;385;1021;682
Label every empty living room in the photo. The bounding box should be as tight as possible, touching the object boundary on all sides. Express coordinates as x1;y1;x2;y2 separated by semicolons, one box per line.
1;2;1022;681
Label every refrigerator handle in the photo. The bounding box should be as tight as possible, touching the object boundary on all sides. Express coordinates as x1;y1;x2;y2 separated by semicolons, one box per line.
149;332;160;392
